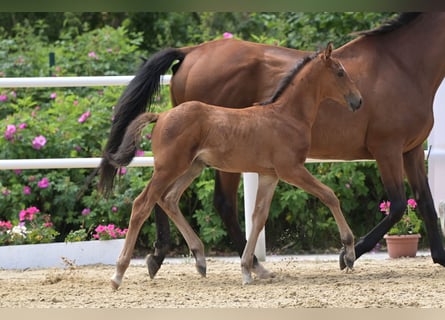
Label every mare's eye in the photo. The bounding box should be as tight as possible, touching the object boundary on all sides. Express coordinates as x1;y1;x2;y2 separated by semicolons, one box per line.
337;69;345;77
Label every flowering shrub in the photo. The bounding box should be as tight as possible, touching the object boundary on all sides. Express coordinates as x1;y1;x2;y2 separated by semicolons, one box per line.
380;199;423;235
92;224;127;240
0;206;59;246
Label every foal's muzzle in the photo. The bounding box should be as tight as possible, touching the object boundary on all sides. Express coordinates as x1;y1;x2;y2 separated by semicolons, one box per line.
346;94;362;112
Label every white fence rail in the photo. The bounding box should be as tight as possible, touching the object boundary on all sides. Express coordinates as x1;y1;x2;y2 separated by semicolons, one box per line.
1;76;444;261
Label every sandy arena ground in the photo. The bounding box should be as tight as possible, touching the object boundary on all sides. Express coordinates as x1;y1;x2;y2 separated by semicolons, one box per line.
1;253;444;308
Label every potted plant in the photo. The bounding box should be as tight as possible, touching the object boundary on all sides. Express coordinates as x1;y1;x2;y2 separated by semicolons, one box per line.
380;199;422;258
0;207;127;269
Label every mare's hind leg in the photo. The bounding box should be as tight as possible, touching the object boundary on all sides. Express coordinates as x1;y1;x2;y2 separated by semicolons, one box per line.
278;165;355;269
404;145;445;266
241;174;278;284
157;161;208;276
214;171;272;279
146;206;171;279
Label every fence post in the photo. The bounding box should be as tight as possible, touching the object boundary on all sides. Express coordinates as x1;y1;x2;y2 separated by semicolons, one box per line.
243;172;266;261
429;79;445;235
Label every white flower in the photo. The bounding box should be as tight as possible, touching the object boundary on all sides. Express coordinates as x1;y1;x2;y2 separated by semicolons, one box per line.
7;225;28;238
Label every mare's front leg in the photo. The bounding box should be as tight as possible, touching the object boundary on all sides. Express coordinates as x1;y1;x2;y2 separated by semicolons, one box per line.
340;150;407;269
214;171;273;279
404;145;445;266
241;174;278;284
145;205;171;279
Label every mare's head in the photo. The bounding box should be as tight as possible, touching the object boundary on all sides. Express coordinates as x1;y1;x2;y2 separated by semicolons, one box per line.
317;42;362;112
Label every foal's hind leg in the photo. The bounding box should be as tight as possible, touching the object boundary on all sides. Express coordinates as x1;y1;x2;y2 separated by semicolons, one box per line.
111;178;163;289
111;167;184;289
157;161;208;276
278;165;355;269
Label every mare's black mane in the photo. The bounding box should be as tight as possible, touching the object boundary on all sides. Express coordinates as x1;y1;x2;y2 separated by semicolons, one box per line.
356;12;421;37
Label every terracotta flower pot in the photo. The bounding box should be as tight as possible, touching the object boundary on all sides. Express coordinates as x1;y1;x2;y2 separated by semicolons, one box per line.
384;234;421;259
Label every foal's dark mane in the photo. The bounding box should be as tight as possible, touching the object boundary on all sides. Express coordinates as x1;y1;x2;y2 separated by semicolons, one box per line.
260;50;319;105
355;12;421;37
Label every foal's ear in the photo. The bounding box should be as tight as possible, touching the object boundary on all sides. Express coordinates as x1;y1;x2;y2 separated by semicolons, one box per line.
324;42;334;60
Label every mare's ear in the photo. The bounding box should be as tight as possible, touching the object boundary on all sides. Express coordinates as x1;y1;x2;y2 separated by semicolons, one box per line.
324;42;333;60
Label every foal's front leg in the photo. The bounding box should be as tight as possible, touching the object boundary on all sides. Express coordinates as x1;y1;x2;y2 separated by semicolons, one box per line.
278;165;356;269
241;174;278;284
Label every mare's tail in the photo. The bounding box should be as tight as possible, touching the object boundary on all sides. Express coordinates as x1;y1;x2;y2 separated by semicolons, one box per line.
107;113;159;169
98;48;185;196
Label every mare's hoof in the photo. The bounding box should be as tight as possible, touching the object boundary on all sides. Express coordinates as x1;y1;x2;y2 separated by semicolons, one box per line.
339;248;347;270
146;254;161;279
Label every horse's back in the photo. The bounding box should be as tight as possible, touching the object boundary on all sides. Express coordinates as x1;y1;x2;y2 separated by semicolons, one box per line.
171;39;307;108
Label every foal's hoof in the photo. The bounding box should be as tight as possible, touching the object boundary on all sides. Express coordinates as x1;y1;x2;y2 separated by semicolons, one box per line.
339;247;355;270
146;254;161;279
196;264;207;277
110;274;122;290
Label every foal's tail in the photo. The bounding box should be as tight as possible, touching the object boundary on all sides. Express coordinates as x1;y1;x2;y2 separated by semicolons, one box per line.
106;113;159;170
98;48;186;196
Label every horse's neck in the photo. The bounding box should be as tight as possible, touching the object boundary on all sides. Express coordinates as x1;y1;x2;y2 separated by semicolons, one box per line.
351;13;445;93
275;70;322;126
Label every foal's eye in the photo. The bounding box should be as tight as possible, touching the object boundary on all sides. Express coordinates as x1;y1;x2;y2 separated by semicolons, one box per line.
337;69;345;78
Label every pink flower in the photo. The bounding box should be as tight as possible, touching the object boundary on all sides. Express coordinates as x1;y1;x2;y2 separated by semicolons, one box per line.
4;124;16;140
78;111;91;123
118;167;127;175
19;206;40;221
380;200;390;215
111;206;118;212
223;32;234;39
145;133;152;140
73;100;79;106
88;51;99;59
18;123;27;129
14;169;22;175
135;149;145;157
0;220;13;230
37;177;49;188
81;208;91;216
32;135;47;150
23;186;31;195
50;92;57;99
407;198;417;209
43;222;53;228
2;189;11;196
0;94;7;102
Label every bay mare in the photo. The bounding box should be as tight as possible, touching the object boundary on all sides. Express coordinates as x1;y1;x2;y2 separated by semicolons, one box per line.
105;44;362;288
99;13;445;278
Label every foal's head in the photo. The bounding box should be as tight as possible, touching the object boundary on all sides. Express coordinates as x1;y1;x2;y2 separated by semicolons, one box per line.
317;42;362;112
